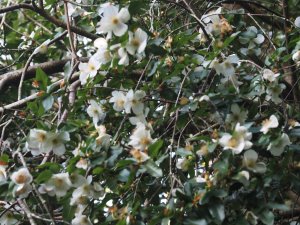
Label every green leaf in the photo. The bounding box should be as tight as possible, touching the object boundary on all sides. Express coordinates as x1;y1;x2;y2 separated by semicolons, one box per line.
35;170;53;184
42;95;54;111
184;219;207;225
208;203;225;223
149;139;164;158
35;67;48;90
0;154;9;163
143;160;163;178
259;210;274;225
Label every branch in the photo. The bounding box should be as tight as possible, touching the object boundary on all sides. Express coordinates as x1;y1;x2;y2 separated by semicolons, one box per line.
0;57;88;92
0;3;99;40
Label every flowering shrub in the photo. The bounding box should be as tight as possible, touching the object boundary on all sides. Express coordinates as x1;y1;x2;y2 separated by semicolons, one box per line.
1;0;300;224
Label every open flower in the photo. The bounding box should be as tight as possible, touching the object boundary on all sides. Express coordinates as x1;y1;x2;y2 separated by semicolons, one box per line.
130;149;150;163
124;90;146;115
262;69;280;82
46;131;70;156
109;90;126;111
267;133;291;156
266;82;285;104
11;168;32;185
128;122;153;151
226;104;248;125
41;173;72;197
97;5;130;37
93;38;112;65
219;123;252;154
87;100;106;125
260;115;279;134
0;211;19;225
79;55;101;85
26;129;50;155
126;28;148;55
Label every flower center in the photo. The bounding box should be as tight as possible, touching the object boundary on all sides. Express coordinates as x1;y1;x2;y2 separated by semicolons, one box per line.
228;137;238;148
116;99;124;108
54;178;64;187
88;64;95;71
131;38;140;47
112;17;119;25
140;137;151;146
37;133;46;142
15;174;26;184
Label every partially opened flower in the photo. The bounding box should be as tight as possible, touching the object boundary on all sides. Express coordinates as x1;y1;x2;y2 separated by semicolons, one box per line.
95;125;111;150
243;150;266;173
33;39;50;55
126;28;148;55
93;38;112;65
87;100;106;125
219;123;252;154
219;54;239;77
118;47;129;66
70;176;92;206
109;90;126;111
0;166;7;183
13;183;32;198
292;50;300;63
295;17;300;28
262;69;280;82
97;5;130;37
260;115;279;134
128;122;153;151
267;133;291;156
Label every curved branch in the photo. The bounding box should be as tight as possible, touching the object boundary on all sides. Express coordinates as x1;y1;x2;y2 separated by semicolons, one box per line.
0;3;99;40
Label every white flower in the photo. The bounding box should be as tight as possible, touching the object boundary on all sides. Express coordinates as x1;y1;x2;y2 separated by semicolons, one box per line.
219;55;239;77
13;183;32;198
79;55;101;85
93;38;112;65
226;104;248;125
128;122;153;151
219;123;252;154
129;107;149;125
26;129;50;155
0;166;7;183
295;16;300;28
126;28;148;55
292;50;300;63
33;39;50;55
97;5;130;37
130;149;150;163
176;158;189;171
260;115;279;134
87;100;106;125
124;90;146;115
70;176;92;206
0;211;19;225
46;131;70;156
109;90;126;111
243;150;266;173
199;95;210;102
262;69;280;82
118;47;129;66
72;214;92;225
11;168;32;185
76;158;89;170
266;82;285;104
267;133;291;156
95;125;111;150
42;173;72;197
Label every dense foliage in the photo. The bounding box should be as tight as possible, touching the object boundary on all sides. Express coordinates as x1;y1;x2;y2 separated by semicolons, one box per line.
1;0;300;224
